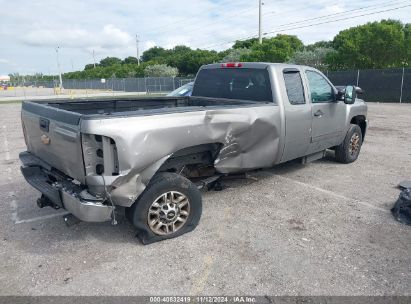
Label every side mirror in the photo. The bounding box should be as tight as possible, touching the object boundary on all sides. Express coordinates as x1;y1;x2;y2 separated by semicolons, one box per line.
354;86;363;95
336;88;345;101
344;85;357;104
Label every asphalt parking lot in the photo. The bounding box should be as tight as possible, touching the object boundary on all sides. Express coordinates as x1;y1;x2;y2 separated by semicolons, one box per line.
0;102;410;296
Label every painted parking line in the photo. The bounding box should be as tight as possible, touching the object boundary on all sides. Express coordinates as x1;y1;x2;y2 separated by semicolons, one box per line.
190;255;214;295
2;125;11;161
272;174;389;213
15;212;69;224
12;173;388;225
10;198;69;225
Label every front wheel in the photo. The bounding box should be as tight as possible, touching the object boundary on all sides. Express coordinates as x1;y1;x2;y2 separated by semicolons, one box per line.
335;124;363;164
126;172;202;244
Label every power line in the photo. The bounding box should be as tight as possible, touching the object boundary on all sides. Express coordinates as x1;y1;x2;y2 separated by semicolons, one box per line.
198;0;408;49
199;1;411;50
162;0;390;49
139;7;258;43
143;0;252;34
263;3;411;36
181;0;340;41
138;0;342;46
262;0;410;31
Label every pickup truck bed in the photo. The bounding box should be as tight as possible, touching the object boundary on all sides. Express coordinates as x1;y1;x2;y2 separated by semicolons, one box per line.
45;96;262;115
22;94;278;184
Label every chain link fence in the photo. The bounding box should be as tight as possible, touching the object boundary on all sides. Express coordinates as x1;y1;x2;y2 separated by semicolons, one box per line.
1;68;410;102
326;68;410;103
0;77;194;98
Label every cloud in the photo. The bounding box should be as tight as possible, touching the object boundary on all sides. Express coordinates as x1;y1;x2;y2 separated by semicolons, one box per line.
0;0;409;74
319;4;346;15
144;41;157;51
0;58;17;67
164;36;192;49
21;24;132;50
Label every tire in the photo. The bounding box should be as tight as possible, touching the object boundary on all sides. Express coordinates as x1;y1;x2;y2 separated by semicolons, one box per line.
125;172;202;244
335;124;363;164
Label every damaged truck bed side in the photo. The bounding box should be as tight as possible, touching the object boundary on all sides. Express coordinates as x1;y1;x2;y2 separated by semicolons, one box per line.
20;62;368;244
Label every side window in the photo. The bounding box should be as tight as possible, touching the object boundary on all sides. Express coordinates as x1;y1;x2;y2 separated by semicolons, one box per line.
283;70;305;105
306;70;334;103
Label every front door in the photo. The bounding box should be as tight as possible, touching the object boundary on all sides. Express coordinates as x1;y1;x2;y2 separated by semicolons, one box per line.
305;70;345;152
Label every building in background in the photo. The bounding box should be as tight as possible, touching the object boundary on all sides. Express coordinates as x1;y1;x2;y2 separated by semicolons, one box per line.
0;75;10;83
0;75;10;89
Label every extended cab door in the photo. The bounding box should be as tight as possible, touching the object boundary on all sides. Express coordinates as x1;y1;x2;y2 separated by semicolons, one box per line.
304;70;346;152
280;68;312;162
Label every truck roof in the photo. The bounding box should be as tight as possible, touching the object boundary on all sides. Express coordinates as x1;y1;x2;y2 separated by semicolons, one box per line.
201;62;310;70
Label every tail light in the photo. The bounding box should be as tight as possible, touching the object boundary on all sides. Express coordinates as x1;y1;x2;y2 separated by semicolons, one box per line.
82;134;119;176
21;119;28;146
221;62;243;68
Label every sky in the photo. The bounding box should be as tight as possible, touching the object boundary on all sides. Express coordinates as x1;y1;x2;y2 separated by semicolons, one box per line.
0;0;410;75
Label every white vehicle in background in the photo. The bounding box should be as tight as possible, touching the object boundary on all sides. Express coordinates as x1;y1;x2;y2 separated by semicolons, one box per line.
167;82;194;96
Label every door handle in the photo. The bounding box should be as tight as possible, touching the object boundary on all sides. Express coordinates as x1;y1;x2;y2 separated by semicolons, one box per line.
39;117;50;132
314;110;324;117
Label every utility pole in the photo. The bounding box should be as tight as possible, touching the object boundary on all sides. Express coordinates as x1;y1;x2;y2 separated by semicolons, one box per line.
55;46;63;90
92;50;96;68
136;34;140;66
258;0;263;44
399;66;405;103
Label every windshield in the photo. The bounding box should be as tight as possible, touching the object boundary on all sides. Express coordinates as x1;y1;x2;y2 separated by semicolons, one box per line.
192;68;273;102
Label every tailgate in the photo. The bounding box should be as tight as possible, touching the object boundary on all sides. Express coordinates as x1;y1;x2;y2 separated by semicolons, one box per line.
21;101;85;183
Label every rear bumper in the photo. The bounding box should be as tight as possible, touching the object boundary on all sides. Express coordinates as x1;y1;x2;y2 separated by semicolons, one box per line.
20;151;113;222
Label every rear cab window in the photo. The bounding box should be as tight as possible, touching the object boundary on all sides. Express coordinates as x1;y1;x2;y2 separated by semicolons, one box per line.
283;69;305;105
192;67;273;103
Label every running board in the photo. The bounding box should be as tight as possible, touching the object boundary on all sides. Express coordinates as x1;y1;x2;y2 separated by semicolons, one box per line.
301;150;326;164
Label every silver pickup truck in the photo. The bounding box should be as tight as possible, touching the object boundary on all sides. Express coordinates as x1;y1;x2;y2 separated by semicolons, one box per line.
20;62;368;244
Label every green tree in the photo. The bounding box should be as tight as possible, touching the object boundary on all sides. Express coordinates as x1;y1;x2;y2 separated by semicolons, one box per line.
221;48;252;62
241;35;303;62
64;62;146;79
404;23;411;66
123;56;139;65
8;72;20;83
167;48;219;75
305;41;334;51
141;47;170;62
289;47;336;70
146;45;219;75
330;20;409;69
144;64;178;77
99;57;122;67
232;38;259;49
84;64;95;70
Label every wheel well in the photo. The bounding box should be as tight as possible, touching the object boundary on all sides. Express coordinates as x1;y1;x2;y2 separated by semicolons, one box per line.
157;143;222;178
350;115;367;140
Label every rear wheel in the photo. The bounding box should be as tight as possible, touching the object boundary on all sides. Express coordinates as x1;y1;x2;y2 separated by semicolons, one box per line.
126;172;202;244
335;124;363;164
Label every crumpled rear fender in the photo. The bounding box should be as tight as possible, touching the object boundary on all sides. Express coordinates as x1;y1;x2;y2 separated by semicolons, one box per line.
81;105;283;207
